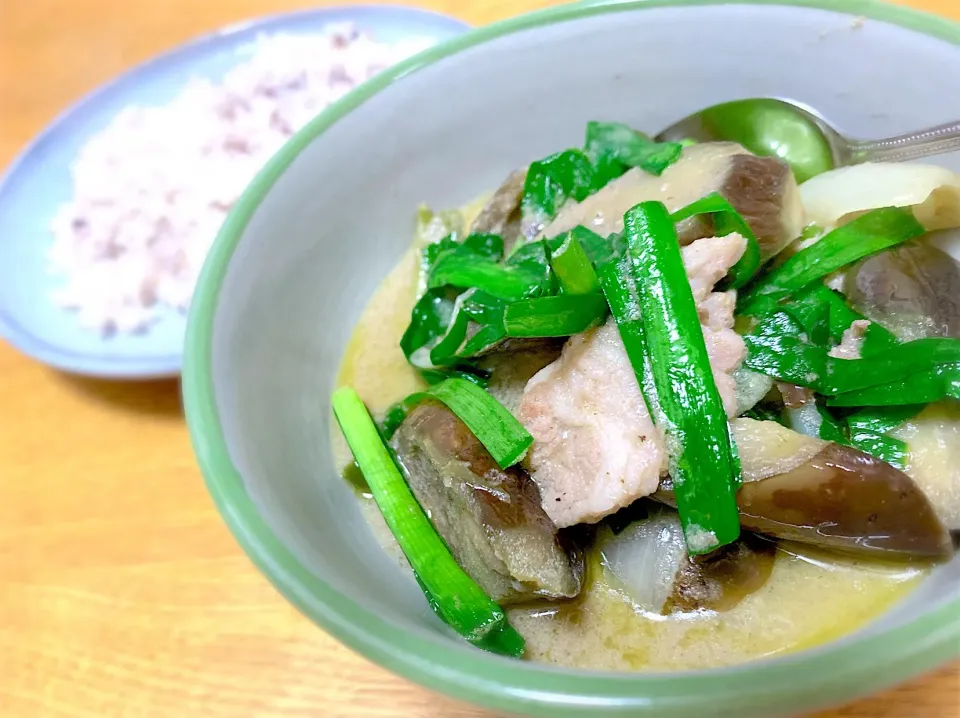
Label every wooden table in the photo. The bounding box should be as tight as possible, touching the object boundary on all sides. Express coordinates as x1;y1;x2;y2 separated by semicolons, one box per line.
1;0;958;715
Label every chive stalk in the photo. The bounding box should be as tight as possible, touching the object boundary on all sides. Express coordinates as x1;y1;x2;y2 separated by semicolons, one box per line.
670;193;761;288
551;234;601;295
823;338;960;395
331;387;525;656
739;207;926;314
377;378;533;469
428;255;545;301
828;362;960;406
504;293;608;338
604;201;741;554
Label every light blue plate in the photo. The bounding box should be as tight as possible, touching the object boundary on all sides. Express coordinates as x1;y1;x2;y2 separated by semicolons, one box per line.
0;5;470;379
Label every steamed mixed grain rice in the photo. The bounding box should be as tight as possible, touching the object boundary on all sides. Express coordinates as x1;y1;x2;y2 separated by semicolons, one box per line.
49;24;435;335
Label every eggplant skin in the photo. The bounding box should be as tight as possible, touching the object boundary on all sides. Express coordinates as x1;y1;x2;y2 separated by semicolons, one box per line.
737;443;954;563
391;403;583;604
655;442;953;563
676;153;802;261
665;533;776;614
846;239;960;342
470;168;527;252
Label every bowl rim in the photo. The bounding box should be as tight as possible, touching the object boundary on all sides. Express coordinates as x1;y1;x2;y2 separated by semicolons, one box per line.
183;1;960;715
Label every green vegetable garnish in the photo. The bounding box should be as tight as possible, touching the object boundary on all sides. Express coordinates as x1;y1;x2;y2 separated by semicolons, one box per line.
422;232;504;275
745;306;960;408
779;393;915;470
404;232;513;375
602;201;741;555
423;378;533;467
521;149;598;224
421;234;549;301
585;121;684;185
739;207;926;315
828;363;960;407
504;293;608;337
428;255;546;302
400;289;456;367
420;367;491;387
507;226;625;269
429;291;507;366
596;255;660;412
520;123;685;230
331;387;525;657
415;219;492;293
384;378;533;468
846;430;909;470
846;405;926;435
787;284;897;356
550;234;601;295
670;193;762;288
824;338;960;395
380;371;492;441
843;405;923;470
743;310;829;389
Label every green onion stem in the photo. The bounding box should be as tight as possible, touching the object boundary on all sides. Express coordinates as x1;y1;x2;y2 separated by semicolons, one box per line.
384;378;532;469
504;293;608;338
331;387;525;656
606;201;741;554
740;207;926;314
551;235;601;295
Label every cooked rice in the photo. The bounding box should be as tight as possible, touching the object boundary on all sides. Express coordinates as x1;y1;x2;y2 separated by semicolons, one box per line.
49;24;435;335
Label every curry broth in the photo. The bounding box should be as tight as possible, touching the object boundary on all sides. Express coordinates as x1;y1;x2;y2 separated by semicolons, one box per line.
333;208;923;671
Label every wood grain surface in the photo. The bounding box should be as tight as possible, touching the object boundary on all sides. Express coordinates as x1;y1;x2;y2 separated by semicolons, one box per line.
1;1;958;716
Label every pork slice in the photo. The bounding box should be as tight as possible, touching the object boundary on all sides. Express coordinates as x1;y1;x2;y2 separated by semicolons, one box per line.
828;319;871;360
518;234;747;528
681;234;748;304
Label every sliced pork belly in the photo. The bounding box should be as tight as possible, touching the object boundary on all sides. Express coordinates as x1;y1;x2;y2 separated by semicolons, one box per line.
518;234;747;528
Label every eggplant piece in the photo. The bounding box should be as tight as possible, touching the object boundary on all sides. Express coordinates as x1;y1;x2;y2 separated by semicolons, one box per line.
846;236;960;342
540;142;804;259
664;533;776;613
600;504;774;614
736;443;953;561
656;419;953;562
470;168;527;252
391;403;582;604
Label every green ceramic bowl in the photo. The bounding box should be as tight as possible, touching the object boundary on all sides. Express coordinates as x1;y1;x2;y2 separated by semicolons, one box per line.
183;1;960;715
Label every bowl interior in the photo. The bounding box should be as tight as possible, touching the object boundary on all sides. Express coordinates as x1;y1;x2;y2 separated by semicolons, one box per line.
187;2;960;716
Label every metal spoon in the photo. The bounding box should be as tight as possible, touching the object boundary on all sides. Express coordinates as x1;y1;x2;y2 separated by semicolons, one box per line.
655;98;960;182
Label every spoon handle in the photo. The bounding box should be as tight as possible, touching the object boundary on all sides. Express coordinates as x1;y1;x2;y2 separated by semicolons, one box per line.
845;120;960;164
